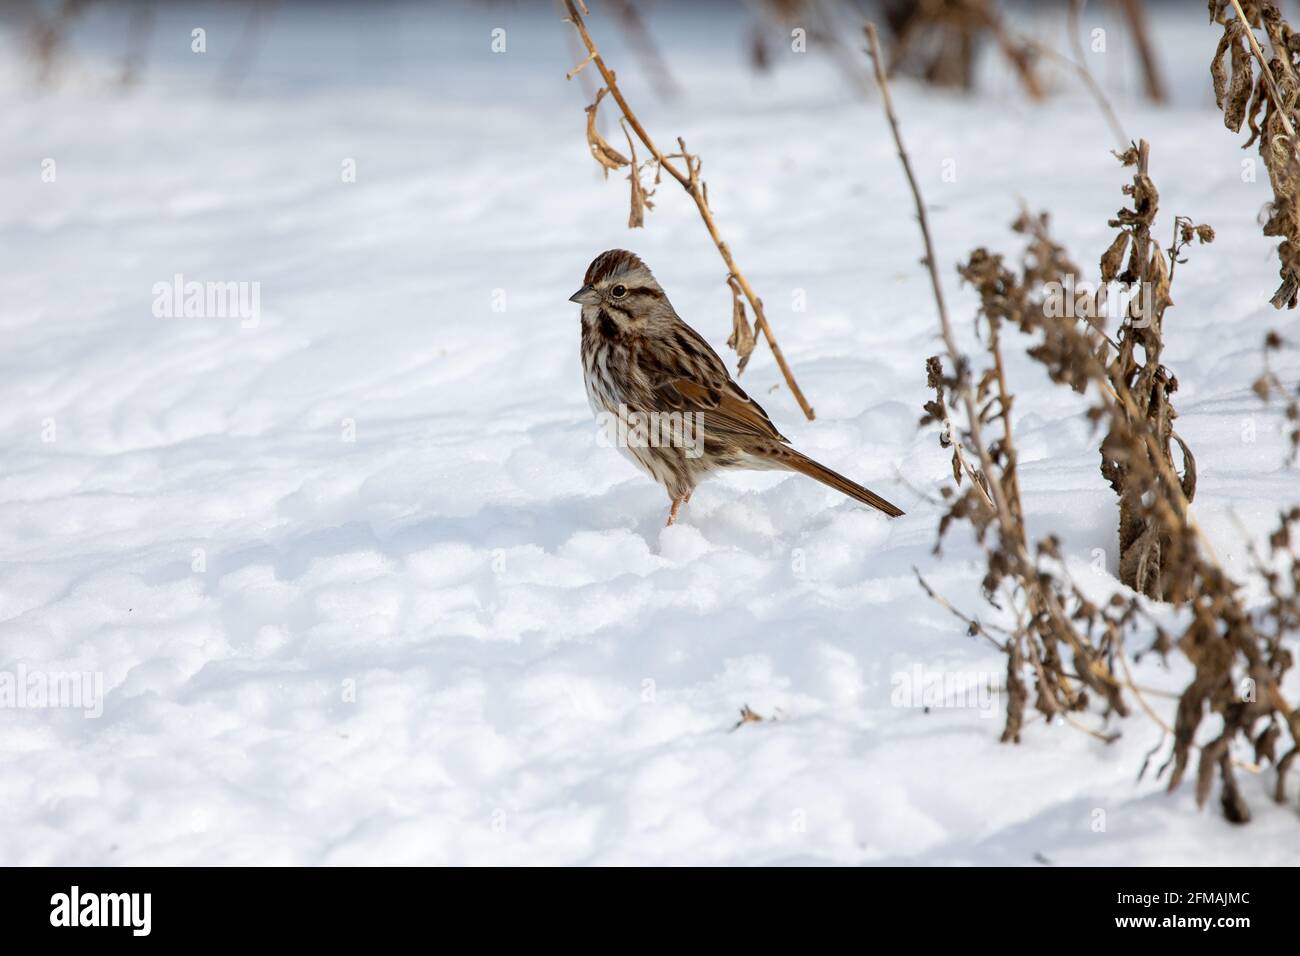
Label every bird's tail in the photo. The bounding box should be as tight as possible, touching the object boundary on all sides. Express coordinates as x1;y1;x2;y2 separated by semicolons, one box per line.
766;447;904;517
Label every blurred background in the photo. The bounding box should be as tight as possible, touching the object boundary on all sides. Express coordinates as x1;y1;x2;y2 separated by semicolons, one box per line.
0;0;1214;106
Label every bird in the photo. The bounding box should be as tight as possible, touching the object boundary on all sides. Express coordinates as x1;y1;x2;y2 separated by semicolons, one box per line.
571;249;904;526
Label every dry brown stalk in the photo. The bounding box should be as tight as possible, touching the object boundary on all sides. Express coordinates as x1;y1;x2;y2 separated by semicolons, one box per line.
620;121;655;229
1254;331;1300;463
868;13;1300;816
1225;0;1296;142
1093;142;1208;602
119;0;155;88
979;199;1299;819
751;0;875;97
1061;0;1128;150
869;23;1123;742
882;0;1044;99
974;207;1297;817
217;0;274;96
1211;0;1300;308
606;0;681;101
869;24;1039;603
24;0;94;85
923;357;995;513
563;0;816;420
914;568;1008;650
1116;0;1167;104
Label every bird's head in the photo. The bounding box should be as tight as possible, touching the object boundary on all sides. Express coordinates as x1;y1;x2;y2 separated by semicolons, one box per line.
569;249;666;318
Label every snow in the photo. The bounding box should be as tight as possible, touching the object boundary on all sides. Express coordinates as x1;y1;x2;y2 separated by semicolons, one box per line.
1;1;1298;865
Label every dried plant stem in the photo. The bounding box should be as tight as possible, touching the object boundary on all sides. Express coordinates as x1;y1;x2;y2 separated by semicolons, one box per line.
1227;0;1298;144
886;0;1044;99
217;0;273;96
979;5;1045;100
868;23;1122;719
607;0;680;101
1116;0;1166;104
934;391;995;511
119;0;154;87
866;25;1019;543
914;569;1007;650
1119;649;1172;734
1063;712;1121;743
986;319;1022;512
1063;0;1128;148
563;0;815;420
1102;149;1216;566
1026;42;1126;151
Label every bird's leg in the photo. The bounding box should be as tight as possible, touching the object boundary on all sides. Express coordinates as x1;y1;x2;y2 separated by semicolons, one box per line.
666;495;686;526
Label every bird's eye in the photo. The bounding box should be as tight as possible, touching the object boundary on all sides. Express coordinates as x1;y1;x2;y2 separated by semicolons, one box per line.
611;284;628;299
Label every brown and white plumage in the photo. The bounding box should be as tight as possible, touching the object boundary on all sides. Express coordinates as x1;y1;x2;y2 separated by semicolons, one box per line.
572;249;903;525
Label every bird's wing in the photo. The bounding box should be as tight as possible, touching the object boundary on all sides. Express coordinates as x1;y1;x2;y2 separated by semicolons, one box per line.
640;319;789;444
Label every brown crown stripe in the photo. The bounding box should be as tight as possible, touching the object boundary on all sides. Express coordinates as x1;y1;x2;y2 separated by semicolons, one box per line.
584;248;649;285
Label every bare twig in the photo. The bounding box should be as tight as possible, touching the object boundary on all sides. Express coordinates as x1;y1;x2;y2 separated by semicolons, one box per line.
1062;712;1121;743
563;0;815;419
217;0;276;96
915;568;1008;650
1062;0;1127;148
119;0;154;88
866;25;1025;551
974;2;1045;100
607;0;680;101
870;22;1127;741
1116;0;1166;103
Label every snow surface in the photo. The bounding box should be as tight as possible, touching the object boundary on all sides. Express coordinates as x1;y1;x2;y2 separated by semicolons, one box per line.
1;1;1298;865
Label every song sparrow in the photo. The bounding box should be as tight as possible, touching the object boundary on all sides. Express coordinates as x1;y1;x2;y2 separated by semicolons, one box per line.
572;249;904;526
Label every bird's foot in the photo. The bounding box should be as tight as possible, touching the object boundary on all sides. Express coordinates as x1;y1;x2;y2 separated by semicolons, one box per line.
666;495;687;526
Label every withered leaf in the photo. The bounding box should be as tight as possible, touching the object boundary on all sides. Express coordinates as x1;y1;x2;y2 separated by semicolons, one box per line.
725;275;756;374
1255;721;1281;765
1173;431;1197;503
925;355;944;390
621;122;654;228
1149;246;1172;310
1211;28;1232;109
1221;771;1251;824
1100;231;1131;284
1194;737;1227;808
1225;32;1253;132
584;88;629;178
1114;144;1140;167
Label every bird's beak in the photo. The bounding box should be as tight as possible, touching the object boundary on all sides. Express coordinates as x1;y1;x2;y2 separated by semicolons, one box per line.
569;285;600;305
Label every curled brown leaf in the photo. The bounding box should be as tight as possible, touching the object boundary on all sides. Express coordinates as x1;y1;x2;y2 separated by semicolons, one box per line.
620;122;655;228
584;88;629;178
726;274;756;373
